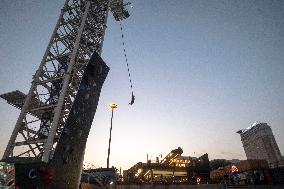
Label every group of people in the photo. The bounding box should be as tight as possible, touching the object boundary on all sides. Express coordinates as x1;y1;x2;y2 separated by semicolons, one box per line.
220;170;266;188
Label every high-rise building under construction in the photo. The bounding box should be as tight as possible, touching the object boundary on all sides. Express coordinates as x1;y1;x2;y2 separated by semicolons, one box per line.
237;122;283;168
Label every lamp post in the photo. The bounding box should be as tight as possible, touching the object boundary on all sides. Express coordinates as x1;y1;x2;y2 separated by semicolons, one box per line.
107;103;118;168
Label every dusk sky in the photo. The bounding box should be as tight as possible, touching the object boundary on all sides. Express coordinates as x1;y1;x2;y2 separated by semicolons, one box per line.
0;0;284;171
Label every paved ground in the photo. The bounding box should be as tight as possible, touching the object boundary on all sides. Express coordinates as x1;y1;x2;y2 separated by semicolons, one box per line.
81;184;284;189
228;186;284;189
108;184;284;189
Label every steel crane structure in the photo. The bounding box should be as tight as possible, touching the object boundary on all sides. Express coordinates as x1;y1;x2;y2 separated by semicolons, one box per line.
0;0;129;188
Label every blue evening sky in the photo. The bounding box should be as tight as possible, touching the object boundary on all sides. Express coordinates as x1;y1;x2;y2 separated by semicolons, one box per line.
0;0;284;170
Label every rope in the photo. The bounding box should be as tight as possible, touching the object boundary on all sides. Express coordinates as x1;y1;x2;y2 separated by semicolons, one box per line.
119;22;135;105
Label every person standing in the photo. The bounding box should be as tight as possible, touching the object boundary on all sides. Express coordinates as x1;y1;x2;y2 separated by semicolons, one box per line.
220;177;228;189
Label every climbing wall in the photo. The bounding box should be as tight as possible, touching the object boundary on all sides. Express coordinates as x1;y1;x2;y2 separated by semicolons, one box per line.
51;51;109;188
11;52;109;189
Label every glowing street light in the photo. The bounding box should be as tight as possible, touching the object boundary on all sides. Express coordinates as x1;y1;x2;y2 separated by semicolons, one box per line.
107;103;118;168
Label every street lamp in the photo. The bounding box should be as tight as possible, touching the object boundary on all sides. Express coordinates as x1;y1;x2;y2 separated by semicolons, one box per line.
107;103;118;168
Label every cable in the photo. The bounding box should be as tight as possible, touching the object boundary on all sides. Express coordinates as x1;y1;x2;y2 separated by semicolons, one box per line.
119;22;135;105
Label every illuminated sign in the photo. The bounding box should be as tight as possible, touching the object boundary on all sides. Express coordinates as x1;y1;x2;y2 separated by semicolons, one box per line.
0;162;15;189
231;165;238;173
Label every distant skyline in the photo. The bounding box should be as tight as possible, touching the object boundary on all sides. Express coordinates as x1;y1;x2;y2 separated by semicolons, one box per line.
0;0;284;171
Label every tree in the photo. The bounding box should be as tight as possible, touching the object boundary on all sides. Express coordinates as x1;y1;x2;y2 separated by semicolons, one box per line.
210;159;230;170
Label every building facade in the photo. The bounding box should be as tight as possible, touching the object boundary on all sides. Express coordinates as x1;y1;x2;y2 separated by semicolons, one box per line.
237;123;283;168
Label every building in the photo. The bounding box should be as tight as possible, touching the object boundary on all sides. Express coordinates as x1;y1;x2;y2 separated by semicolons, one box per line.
123;147;210;184
237;122;283;168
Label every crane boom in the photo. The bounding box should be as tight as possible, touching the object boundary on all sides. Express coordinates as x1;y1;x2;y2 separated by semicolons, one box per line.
0;0;130;188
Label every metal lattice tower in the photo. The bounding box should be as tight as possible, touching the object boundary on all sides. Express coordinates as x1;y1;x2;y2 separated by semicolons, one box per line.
1;0;129;163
